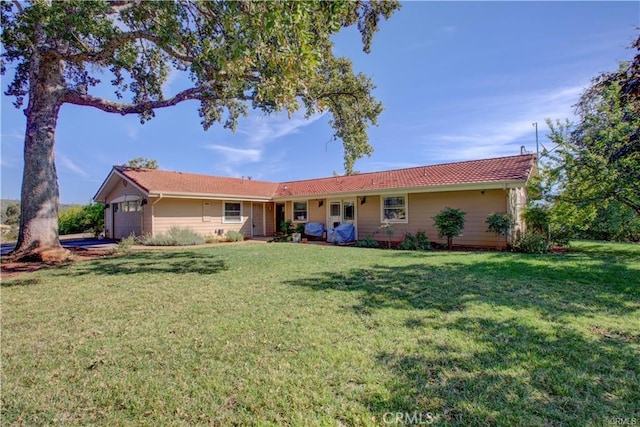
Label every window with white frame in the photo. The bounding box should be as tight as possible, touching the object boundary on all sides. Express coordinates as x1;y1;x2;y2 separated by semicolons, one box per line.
293;201;307;222
381;195;407;222
223;202;242;223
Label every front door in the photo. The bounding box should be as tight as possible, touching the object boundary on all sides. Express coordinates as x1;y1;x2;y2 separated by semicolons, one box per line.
252;202;265;237
327;198;356;231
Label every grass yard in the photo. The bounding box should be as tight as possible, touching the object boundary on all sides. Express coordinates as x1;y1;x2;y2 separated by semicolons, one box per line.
1;241;639;426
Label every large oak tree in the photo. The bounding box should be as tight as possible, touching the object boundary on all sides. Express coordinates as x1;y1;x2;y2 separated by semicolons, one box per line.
1;0;399;261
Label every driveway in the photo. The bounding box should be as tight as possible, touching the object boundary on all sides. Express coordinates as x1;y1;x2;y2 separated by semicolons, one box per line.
1;237;118;256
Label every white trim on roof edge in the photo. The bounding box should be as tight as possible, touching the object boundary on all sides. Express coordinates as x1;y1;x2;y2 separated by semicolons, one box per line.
271;180;527;201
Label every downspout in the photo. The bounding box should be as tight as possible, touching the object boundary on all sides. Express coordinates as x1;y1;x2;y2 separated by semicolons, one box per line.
152;194;163;237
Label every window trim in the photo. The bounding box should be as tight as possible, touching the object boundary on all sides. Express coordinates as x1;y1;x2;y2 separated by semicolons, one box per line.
114;200;142;213
380;194;408;223
292;200;308;223
222;201;243;224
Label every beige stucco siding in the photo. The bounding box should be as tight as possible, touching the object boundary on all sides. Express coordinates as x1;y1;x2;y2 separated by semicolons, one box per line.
153;198;251;238
357;189;509;247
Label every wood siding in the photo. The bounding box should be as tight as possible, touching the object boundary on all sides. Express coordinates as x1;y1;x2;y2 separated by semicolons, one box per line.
265;203;276;236
357;189;509;247
307;199;326;224
153;199;251;238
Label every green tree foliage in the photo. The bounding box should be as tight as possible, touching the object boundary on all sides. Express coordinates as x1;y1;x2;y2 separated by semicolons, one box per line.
550;199;640;242
537;34;639;242
542;34;639;217
124;158;158;169
1;0;399;260
521;205;550;235
3;203;20;226
485;212;511;250
58;203;105;236
433;207;466;250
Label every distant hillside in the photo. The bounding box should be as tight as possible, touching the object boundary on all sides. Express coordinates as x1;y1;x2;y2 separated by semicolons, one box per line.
1;199;82;220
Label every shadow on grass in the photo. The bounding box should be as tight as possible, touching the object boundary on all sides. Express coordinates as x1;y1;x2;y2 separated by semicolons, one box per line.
286;250;639;423
55;250;228;277
1;277;42;288
287;251;639;318
369;316;639;424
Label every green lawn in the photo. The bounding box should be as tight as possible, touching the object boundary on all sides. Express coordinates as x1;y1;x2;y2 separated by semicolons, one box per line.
2;242;639;426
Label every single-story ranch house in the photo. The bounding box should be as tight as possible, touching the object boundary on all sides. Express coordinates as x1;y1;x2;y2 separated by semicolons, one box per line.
94;154;535;248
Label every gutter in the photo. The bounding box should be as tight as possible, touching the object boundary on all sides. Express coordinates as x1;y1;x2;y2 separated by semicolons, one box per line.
271;180;529;202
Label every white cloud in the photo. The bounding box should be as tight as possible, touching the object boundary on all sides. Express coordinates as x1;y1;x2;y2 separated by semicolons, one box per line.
1;131;23;141
57;153;89;178
124;122;139;140
422;85;584;162
238;111;326;146
202;145;262;163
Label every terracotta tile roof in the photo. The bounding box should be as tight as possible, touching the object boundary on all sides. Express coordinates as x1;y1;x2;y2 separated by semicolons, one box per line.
111;154;534;200
275;154;535;197
115;166;279;199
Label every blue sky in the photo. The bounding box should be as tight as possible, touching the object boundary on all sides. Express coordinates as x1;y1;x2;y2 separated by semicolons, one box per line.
1;2;638;204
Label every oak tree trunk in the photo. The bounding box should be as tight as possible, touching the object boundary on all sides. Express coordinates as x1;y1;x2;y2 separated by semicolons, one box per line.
11;52;68;262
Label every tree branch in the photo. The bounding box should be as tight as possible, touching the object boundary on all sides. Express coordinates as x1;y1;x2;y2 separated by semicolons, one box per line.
62;85;208;114
68;30;194;64
11;0;24;14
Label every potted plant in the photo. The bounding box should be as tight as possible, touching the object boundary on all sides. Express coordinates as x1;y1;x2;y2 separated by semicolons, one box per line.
292;223;305;243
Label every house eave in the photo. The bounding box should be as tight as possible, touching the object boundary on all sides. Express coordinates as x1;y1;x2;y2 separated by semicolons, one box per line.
147;191;272;202
93;168;149;203
271;180;528;201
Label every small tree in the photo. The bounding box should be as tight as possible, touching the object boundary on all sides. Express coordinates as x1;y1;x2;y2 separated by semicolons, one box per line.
486;213;512;250
379;220;395;248
123;158;159;169
433;207;466;250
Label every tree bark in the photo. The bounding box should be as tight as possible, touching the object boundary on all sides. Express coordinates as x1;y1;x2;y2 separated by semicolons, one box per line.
11;52;69;262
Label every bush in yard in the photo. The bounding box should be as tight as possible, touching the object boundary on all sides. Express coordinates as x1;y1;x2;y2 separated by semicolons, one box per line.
116;234;138;253
204;234;218;244
143;227;204;246
486;212;512;249
280;220;293;236
397;230;431;251
58;202;104;236
225;231;244;242
522;205;550;235
433;207;466;250
512;231;552;254
355;235;380;248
